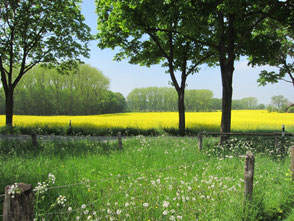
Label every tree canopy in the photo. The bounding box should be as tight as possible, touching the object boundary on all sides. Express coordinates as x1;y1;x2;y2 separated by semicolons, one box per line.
0;0;91;125
252;25;294;87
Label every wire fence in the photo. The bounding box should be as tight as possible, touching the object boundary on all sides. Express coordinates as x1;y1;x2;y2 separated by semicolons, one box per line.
1;156;250;220
44;155;249;192
1;135;293;220
46;161;202;191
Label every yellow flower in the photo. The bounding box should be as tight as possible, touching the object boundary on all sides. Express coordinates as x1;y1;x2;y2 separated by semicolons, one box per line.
3;111;293;132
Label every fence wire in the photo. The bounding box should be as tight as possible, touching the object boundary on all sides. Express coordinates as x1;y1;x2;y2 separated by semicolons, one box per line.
45;160;204;191
1;156;248;219
45;155;247;192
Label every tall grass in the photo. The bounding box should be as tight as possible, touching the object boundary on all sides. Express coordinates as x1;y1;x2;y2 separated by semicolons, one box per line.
0;136;293;220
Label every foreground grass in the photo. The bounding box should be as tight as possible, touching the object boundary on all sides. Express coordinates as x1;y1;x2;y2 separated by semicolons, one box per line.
0;136;293;220
0;110;294;136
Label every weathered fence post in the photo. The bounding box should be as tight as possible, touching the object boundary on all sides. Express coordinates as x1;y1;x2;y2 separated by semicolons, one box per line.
118;132;123;150
67;120;73;135
3;183;34;221
31;133;38;148
291;146;294;181
198;133;203;151
244;152;255;202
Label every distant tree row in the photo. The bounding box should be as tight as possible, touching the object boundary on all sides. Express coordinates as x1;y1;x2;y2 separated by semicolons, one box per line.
127;87;265;112
0;65;126;115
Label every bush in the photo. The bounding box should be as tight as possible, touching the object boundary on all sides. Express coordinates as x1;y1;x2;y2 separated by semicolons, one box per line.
287;106;294;113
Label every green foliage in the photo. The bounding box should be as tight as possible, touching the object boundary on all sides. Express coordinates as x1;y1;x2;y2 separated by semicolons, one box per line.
0;0;91;125
0;64;126;115
127;87;264;112
288;106;294;113
96;0;290;134
96;0;217;134
269;95;290;113
0;0;91;71
253;25;294;87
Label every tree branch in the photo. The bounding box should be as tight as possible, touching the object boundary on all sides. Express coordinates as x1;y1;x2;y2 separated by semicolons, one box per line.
188;52;215;75
0;57;9;92
167;31;180;92
12;49;51;88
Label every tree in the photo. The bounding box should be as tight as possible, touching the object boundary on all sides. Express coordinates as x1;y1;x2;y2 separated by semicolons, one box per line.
102;92;126;114
185;89;213;111
0;0;91;126
96;0;214;135
210;98;222;111
180;0;288;142
240;97;258;110
270;95;289;112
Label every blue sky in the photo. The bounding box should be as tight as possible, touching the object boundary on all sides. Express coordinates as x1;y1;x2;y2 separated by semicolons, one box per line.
80;0;294;105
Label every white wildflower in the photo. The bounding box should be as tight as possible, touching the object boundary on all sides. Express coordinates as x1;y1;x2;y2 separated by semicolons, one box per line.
33;182;48;194
163;201;170;208
56;195;66;207
8;183;22;198
48;173;56;184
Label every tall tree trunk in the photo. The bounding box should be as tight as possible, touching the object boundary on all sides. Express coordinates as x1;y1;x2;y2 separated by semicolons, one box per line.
5;87;14;127
220;64;234;144
218;13;235;144
177;90;185;136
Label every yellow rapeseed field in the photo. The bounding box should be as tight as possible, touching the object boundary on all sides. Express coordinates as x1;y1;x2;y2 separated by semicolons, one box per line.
0;110;293;132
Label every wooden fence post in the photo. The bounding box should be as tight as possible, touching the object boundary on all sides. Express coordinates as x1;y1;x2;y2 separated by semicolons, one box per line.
31;133;38;148
291;146;294;181
198;133;203;151
118;132;123;150
3;183;34;221
244;152;255;202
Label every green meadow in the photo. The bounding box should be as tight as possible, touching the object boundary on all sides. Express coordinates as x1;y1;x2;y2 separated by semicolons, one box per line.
0;136;294;220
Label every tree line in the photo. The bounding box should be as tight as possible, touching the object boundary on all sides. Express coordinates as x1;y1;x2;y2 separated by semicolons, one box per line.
0;65;126;115
126;87;265;112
